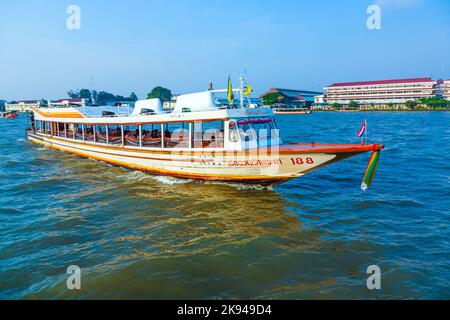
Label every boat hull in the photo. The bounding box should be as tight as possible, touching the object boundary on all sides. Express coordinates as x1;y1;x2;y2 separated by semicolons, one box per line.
27;131;382;186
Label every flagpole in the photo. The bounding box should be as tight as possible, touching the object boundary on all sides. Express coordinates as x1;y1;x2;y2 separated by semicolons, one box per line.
365;120;368;145
239;74;244;108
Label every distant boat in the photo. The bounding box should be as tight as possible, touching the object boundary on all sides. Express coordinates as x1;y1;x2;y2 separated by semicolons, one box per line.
272;108;311;114
0;111;18;119
271;103;311;114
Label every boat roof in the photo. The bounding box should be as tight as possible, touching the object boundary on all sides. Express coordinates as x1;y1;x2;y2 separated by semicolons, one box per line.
32;88;274;124
32;105;273;124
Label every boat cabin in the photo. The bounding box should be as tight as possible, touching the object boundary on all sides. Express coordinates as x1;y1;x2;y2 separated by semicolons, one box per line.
31;91;281;152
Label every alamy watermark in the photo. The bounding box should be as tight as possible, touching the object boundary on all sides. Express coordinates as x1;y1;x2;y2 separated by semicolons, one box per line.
367;5;382;30
366;265;381;290
66;5;81;30
66;265;81;290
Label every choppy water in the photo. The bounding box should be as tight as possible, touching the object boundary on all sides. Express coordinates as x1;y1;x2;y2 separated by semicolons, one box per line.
0;112;449;299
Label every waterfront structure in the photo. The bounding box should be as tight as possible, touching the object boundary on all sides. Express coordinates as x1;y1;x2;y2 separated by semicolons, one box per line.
324;77;438;105
5;100;44;112
260;88;322;108
49;98;89;108
444;80;450;100
163;95;178;111
0;110;18;119
26;87;383;188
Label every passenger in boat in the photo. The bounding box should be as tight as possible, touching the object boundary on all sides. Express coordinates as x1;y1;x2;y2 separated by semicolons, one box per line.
125;131;137;139
110;128;121;137
151;129;161;138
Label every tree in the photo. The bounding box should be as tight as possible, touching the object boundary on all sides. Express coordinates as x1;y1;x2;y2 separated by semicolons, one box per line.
95;91;118;105
129;92;138;101
79;89;92;99
331;102;343;109
348;100;359;109
420;97;450;109
147;86;172;102
67;90;80;99
405;100;417;110
262;92;286;106
91;90;98;103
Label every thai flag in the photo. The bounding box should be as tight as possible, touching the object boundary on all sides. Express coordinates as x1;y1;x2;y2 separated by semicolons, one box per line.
357;120;366;137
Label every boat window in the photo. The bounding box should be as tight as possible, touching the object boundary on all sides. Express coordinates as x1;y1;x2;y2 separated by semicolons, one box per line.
202;120;224;148
141;124;162;148
96;125;107;143
124;125;139;146
84;125;95;141
74;124;83;140
57;123;65;137
237;120;256;142
67;123;75;138
164;122;189;148
237;117;277;143
192;120;224;148
44;121;51;135
228;121;239;143
107;125;122;145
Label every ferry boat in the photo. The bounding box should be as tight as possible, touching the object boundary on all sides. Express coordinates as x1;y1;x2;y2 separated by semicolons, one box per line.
26;86;383;188
0;110;18;119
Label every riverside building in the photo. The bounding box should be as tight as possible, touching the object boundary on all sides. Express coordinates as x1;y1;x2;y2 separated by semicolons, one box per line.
323;77;439;105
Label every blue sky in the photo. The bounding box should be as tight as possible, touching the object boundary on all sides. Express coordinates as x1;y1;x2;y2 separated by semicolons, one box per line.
0;0;449;100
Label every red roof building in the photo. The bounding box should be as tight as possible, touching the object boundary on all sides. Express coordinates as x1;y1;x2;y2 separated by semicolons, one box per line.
324;77;439;105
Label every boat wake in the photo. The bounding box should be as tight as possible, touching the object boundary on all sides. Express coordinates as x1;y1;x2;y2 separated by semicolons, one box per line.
202;180;273;191
120;170;272;190
151;175;194;185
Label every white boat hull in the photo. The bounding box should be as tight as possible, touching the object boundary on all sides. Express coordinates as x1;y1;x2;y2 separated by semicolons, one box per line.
27;132;370;186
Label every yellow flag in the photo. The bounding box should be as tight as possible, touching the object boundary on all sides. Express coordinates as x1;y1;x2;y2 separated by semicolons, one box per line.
227;76;234;106
244;84;252;96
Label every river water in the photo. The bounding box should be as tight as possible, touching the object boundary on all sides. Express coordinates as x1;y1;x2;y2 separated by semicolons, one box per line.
0;112;449;299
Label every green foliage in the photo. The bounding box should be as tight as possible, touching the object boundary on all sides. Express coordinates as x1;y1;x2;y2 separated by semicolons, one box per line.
331;102;343;109
67;90;79;99
147;86;172;102
95;91;117;105
348;100;359;109
67;89;138;105
405;100;417;109
419;97;450;109
262;92;286;106
129;92;138;101
91;90;98;102
67;89;91;99
79;89;92;99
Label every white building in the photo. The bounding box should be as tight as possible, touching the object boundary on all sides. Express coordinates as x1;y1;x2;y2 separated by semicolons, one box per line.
163;95;179;111
443;80;450;100
49;98;89;108
324;77;439;105
5;100;43;112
